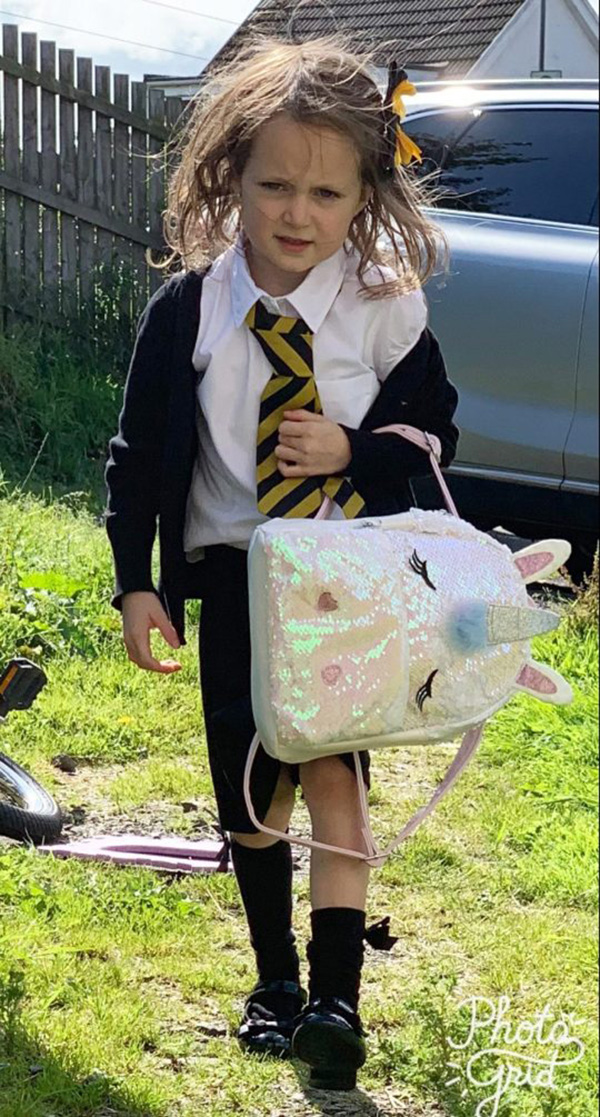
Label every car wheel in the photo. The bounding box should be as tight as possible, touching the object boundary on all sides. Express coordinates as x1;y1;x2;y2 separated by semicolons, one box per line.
565;534;598;586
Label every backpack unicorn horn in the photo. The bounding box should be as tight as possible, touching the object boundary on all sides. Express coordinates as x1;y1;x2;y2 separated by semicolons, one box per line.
244;426;573;867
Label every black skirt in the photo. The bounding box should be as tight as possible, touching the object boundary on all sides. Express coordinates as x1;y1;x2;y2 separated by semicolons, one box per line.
197;544;370;834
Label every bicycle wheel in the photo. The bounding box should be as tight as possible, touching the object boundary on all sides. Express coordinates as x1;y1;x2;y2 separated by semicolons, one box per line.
0;752;63;845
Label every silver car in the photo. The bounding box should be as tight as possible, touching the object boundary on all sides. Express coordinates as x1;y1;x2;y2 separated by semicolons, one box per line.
402;79;598;580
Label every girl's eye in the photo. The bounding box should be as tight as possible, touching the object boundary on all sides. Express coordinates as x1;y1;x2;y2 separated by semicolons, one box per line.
317;189;340;199
261;182;285;191
409;548;436;591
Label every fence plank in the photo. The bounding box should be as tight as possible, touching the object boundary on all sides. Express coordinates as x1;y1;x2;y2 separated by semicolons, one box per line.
40;39;59;317
77;56;94;313
59;48;77;318
0;49;4;322
114;73;131;318
131;81;148;319
94;64;114;287
21;32;40;318
148;87;166;296
3;24;21;325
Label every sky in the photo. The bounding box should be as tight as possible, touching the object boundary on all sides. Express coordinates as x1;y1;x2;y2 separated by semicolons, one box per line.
0;0;258;81
1;0;598;83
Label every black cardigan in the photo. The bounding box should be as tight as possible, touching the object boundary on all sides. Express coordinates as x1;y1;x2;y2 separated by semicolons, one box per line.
104;268;459;645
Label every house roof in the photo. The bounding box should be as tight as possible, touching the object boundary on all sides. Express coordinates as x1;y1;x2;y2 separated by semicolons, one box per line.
207;0;528;78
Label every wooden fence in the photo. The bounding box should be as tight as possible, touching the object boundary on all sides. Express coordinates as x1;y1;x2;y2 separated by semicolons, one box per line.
0;22;187;329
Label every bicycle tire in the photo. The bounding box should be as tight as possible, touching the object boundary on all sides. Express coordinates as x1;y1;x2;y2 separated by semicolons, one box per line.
0;752;63;844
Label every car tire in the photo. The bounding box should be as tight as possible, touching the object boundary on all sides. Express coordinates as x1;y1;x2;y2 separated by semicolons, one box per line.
565;534;599;586
0;753;63;845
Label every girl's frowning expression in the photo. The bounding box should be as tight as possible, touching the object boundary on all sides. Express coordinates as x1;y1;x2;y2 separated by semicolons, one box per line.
237;113;372;296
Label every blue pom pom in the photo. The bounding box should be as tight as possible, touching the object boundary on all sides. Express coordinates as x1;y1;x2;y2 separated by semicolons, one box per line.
446;601;488;653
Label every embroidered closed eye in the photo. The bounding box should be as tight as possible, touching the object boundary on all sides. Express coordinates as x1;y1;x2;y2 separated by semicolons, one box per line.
409;548;436;591
416;669;438;711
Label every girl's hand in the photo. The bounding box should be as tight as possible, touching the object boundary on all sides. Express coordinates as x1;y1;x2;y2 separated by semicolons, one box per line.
276;410;352;477
121;591;182;674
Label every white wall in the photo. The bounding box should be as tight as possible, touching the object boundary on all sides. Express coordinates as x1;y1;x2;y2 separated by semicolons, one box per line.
468;0;599;78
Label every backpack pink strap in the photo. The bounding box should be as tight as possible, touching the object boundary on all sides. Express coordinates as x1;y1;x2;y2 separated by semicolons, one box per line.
352;723;485;866
242;723;486;866
316;425;459;521
374;424;460;518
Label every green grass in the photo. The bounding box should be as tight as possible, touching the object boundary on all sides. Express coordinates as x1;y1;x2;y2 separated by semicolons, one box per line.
0;276;134;509
0;488;597;1116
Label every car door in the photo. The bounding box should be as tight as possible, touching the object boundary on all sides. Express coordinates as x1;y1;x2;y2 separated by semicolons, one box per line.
563;245;599;489
403;103;599;488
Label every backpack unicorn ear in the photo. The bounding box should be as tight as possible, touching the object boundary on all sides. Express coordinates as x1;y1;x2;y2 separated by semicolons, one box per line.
513;540;572;583
515;660;573;705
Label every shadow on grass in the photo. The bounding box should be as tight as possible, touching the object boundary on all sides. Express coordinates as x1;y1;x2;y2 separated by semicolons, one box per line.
0;968;165;1117
291;1060;400;1116
287;981;495;1117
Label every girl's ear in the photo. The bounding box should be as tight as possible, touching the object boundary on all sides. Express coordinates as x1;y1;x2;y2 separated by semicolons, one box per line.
356;183;373;215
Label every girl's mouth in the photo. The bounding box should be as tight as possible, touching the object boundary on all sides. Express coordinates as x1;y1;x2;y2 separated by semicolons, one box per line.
276;236;312;252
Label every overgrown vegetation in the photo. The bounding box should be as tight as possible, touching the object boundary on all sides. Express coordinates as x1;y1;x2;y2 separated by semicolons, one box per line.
0;265;138;510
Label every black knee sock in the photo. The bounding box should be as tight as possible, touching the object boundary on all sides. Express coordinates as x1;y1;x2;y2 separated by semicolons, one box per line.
230;839;300;985
307;907;366;1013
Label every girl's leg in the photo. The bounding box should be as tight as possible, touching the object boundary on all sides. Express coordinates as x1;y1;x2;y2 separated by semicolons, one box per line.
299;756;370;1012
198;547;301;1018
230;766;299;983
300;754;370;913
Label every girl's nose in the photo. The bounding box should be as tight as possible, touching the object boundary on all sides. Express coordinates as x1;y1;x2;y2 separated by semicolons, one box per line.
282;192;310;228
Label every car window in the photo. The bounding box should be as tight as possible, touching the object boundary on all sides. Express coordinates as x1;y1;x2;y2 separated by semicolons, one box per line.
401;109;477;176
404;107;599;225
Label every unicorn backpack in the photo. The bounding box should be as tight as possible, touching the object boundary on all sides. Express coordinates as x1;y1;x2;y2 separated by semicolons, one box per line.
244;426;573;866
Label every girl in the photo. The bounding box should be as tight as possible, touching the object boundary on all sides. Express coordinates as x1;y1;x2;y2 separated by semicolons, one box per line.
105;35;459;1092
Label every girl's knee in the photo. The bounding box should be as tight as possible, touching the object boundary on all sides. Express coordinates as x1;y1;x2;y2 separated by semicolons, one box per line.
300;755;355;809
232;767;296;848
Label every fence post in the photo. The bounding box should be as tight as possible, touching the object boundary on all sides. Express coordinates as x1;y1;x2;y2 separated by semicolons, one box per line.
59;47;77;320
94;63;114;292
40;39;59;319
77;56;95;317
3;25;21;329
148;86;167;297
21;31;40;321
131;80;149;320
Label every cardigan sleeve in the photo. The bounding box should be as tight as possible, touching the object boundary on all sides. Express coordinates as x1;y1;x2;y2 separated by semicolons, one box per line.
104;280;177;611
339;325;459;492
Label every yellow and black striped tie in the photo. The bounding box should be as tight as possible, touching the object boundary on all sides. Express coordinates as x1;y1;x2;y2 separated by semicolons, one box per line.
246;301;366;519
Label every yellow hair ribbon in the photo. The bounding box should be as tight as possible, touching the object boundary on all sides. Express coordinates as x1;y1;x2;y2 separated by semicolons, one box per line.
391;77;422;167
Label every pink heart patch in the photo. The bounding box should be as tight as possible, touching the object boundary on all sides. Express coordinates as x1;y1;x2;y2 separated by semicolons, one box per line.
321;664;342;686
318;592;339;612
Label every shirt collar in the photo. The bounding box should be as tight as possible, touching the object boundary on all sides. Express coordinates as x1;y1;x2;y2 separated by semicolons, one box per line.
230;233;349;333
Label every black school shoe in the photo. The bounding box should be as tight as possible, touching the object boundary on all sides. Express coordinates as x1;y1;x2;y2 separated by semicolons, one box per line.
291;996;367;1091
238;979;307;1059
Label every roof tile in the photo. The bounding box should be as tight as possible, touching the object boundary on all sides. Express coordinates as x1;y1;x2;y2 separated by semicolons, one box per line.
208;0;526;75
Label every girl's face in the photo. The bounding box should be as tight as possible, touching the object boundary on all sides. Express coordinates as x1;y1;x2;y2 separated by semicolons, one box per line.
236;113;371;296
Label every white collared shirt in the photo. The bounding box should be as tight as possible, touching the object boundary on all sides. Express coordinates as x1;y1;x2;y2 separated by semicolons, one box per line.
183;237;428;556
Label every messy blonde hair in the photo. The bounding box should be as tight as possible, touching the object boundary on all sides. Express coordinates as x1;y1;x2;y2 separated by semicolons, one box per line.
156;33;449;298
